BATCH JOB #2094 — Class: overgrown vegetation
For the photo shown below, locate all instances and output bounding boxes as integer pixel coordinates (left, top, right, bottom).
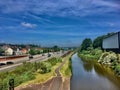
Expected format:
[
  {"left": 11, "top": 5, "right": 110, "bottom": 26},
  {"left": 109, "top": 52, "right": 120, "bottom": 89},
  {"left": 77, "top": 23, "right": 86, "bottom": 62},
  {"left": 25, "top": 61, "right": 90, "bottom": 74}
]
[
  {"left": 0, "top": 57, "right": 62, "bottom": 90},
  {"left": 78, "top": 37, "right": 102, "bottom": 61},
  {"left": 78, "top": 32, "right": 120, "bottom": 76},
  {"left": 98, "top": 51, "right": 120, "bottom": 76},
  {"left": 78, "top": 32, "right": 116, "bottom": 61},
  {"left": 60, "top": 54, "right": 72, "bottom": 77},
  {"left": 79, "top": 48, "right": 102, "bottom": 61}
]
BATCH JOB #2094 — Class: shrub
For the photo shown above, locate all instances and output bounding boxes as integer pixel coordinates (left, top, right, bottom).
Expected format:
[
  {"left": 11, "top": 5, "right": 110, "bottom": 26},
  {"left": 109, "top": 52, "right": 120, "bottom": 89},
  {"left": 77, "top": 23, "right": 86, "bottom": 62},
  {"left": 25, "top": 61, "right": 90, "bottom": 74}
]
[
  {"left": 115, "top": 64, "right": 120, "bottom": 76},
  {"left": 98, "top": 52, "right": 118, "bottom": 65},
  {"left": 48, "top": 57, "right": 57, "bottom": 66},
  {"left": 48, "top": 57, "right": 62, "bottom": 66},
  {"left": 79, "top": 47, "right": 102, "bottom": 61},
  {"left": 40, "top": 62, "right": 52, "bottom": 74}
]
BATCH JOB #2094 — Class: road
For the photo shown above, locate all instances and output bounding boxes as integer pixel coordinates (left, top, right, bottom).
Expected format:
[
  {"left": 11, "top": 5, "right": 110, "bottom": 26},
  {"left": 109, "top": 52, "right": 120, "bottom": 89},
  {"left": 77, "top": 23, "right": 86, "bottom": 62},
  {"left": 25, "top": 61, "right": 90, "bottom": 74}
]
[{"left": 0, "top": 51, "right": 67, "bottom": 72}]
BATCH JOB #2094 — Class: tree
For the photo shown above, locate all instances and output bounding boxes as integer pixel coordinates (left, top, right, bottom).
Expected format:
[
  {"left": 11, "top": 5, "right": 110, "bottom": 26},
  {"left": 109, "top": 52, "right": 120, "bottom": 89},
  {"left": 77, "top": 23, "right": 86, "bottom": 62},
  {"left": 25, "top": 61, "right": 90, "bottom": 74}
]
[
  {"left": 52, "top": 45, "right": 60, "bottom": 52},
  {"left": 0, "top": 48, "right": 4, "bottom": 55},
  {"left": 93, "top": 36, "right": 105, "bottom": 49},
  {"left": 80, "top": 38, "right": 92, "bottom": 51},
  {"left": 29, "top": 49, "right": 36, "bottom": 55}
]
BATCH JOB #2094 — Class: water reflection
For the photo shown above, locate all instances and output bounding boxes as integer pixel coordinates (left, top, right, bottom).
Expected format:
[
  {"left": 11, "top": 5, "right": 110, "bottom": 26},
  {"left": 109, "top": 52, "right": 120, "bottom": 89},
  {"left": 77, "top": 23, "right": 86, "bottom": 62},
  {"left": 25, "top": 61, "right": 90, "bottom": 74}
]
[
  {"left": 94, "top": 64, "right": 108, "bottom": 77},
  {"left": 71, "top": 53, "right": 120, "bottom": 90},
  {"left": 83, "top": 63, "right": 93, "bottom": 72}
]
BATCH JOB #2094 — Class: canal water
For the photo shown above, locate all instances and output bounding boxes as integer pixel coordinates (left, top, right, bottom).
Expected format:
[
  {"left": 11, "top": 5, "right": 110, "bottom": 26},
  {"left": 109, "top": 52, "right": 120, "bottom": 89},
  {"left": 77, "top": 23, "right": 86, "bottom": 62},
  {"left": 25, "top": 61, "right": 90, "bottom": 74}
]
[{"left": 70, "top": 53, "right": 120, "bottom": 90}]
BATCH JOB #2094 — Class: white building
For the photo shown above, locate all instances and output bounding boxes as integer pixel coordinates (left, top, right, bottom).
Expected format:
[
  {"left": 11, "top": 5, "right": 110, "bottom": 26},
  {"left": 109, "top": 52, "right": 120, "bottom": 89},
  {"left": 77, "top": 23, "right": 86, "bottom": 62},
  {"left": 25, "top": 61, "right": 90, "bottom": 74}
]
[
  {"left": 14, "top": 48, "right": 22, "bottom": 55},
  {"left": 5, "top": 48, "right": 13, "bottom": 55},
  {"left": 103, "top": 32, "right": 120, "bottom": 52}
]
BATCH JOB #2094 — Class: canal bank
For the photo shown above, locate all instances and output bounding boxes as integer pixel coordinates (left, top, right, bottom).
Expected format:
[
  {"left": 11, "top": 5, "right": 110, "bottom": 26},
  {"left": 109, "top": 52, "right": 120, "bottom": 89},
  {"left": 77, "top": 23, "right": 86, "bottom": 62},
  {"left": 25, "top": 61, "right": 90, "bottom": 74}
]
[
  {"left": 15, "top": 52, "right": 72, "bottom": 90},
  {"left": 70, "top": 53, "right": 120, "bottom": 90}
]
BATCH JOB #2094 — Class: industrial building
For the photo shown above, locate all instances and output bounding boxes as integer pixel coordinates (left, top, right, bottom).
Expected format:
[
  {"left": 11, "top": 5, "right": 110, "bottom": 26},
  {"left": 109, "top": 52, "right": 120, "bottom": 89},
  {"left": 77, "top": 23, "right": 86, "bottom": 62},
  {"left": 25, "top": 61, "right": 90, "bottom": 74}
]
[{"left": 103, "top": 32, "right": 120, "bottom": 52}]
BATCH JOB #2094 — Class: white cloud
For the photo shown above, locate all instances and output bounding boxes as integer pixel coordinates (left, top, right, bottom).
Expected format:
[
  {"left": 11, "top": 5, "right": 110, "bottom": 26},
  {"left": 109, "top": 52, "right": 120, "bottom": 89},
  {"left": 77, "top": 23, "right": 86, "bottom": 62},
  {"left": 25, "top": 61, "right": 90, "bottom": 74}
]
[
  {"left": 21, "top": 22, "right": 37, "bottom": 28},
  {"left": 92, "top": 0, "right": 120, "bottom": 9}
]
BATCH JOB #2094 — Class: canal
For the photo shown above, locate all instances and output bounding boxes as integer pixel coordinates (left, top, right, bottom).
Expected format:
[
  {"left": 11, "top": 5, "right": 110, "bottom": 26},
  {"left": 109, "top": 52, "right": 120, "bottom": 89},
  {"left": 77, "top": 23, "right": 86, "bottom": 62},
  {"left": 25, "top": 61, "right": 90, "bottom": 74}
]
[{"left": 70, "top": 53, "right": 120, "bottom": 90}]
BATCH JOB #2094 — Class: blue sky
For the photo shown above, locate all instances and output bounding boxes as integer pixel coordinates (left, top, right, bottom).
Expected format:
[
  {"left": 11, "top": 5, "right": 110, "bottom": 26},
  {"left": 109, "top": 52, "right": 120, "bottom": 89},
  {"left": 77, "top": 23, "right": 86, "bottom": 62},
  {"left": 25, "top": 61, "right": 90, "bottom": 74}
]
[{"left": 0, "top": 0, "right": 120, "bottom": 47}]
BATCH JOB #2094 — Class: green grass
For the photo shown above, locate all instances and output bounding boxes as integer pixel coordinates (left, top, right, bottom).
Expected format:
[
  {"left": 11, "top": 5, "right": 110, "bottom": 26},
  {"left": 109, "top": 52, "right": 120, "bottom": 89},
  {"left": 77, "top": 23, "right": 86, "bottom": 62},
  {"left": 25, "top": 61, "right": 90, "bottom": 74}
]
[
  {"left": 0, "top": 53, "right": 73, "bottom": 90},
  {"left": 78, "top": 54, "right": 98, "bottom": 62},
  {"left": 78, "top": 48, "right": 102, "bottom": 62},
  {"left": 17, "top": 62, "right": 62, "bottom": 88},
  {"left": 0, "top": 57, "right": 63, "bottom": 90},
  {"left": 60, "top": 53, "right": 72, "bottom": 77}
]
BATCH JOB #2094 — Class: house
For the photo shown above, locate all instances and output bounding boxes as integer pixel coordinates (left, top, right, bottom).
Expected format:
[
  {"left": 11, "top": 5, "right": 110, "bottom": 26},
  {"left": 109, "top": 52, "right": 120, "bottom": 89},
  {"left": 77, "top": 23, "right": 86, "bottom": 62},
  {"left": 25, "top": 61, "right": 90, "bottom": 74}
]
[
  {"left": 5, "top": 47, "right": 13, "bottom": 55},
  {"left": 102, "top": 31, "right": 120, "bottom": 52},
  {"left": 13, "top": 48, "right": 22, "bottom": 55},
  {"left": 21, "top": 48, "right": 28, "bottom": 54}
]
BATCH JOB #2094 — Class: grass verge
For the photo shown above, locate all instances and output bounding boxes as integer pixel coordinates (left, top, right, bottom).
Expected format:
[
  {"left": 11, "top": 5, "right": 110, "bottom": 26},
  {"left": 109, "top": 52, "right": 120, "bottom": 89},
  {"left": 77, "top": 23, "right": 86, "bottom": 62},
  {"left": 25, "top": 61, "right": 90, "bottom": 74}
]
[
  {"left": 17, "top": 62, "right": 62, "bottom": 88},
  {"left": 60, "top": 53, "right": 72, "bottom": 77},
  {"left": 78, "top": 54, "right": 98, "bottom": 63},
  {"left": 16, "top": 52, "right": 73, "bottom": 89}
]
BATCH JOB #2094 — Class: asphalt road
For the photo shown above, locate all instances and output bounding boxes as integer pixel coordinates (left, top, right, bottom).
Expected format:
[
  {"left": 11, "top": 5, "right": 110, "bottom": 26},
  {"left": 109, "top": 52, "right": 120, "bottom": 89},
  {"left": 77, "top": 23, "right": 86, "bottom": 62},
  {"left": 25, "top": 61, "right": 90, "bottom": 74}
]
[{"left": 0, "top": 51, "right": 67, "bottom": 72}]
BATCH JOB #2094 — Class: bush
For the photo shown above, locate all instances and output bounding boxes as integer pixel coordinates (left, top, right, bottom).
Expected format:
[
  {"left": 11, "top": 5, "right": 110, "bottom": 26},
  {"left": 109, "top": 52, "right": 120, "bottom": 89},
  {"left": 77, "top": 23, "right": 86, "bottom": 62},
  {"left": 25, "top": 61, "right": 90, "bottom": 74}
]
[
  {"left": 48, "top": 57, "right": 62, "bottom": 66},
  {"left": 29, "top": 49, "right": 37, "bottom": 55},
  {"left": 115, "top": 64, "right": 120, "bottom": 76},
  {"left": 98, "top": 52, "right": 118, "bottom": 65},
  {"left": 39, "top": 62, "right": 52, "bottom": 74},
  {"left": 48, "top": 57, "right": 57, "bottom": 66},
  {"left": 79, "top": 47, "right": 102, "bottom": 61}
]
